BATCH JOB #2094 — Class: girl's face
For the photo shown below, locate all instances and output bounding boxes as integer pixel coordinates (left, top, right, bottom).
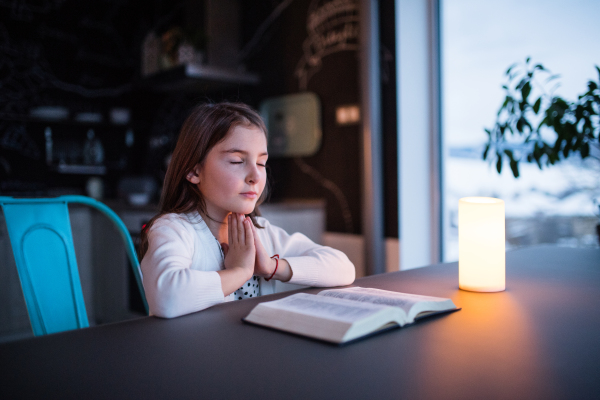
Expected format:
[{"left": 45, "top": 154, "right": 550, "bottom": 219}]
[{"left": 187, "top": 124, "right": 268, "bottom": 220}]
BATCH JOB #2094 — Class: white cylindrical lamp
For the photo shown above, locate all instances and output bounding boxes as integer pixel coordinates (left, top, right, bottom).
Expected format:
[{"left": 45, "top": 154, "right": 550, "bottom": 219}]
[{"left": 459, "top": 197, "right": 505, "bottom": 292}]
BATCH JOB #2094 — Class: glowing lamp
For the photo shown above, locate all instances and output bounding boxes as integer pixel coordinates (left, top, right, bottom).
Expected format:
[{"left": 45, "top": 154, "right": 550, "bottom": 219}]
[{"left": 459, "top": 197, "right": 505, "bottom": 292}]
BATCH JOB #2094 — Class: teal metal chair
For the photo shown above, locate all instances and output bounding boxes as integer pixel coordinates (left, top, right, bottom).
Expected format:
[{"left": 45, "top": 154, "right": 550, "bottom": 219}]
[{"left": 0, "top": 195, "right": 148, "bottom": 336}]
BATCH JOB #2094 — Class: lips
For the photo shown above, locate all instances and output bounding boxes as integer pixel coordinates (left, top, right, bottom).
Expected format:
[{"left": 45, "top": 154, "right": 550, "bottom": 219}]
[{"left": 240, "top": 192, "right": 258, "bottom": 199}]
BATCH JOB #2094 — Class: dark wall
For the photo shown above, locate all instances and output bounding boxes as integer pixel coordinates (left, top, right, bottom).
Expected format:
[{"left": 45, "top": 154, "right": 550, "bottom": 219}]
[{"left": 241, "top": 0, "right": 363, "bottom": 234}]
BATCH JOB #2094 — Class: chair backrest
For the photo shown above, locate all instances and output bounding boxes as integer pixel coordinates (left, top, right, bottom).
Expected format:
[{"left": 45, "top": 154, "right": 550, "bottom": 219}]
[{"left": 0, "top": 195, "right": 148, "bottom": 336}]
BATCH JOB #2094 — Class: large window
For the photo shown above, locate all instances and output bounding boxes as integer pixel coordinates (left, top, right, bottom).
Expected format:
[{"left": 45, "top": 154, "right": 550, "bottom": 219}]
[{"left": 441, "top": 0, "right": 600, "bottom": 261}]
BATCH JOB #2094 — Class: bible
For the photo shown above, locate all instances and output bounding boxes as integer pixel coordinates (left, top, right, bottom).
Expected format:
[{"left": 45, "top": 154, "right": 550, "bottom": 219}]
[{"left": 243, "top": 287, "right": 459, "bottom": 344}]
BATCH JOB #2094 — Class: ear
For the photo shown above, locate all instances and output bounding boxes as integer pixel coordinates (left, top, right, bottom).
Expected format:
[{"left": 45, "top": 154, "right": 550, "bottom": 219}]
[{"left": 186, "top": 164, "right": 202, "bottom": 184}]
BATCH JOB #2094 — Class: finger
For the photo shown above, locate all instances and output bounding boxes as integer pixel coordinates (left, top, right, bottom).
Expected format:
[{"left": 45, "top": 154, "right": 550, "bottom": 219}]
[
  {"left": 250, "top": 222, "right": 261, "bottom": 248},
  {"left": 227, "top": 213, "right": 232, "bottom": 245},
  {"left": 237, "top": 213, "right": 245, "bottom": 245},
  {"left": 231, "top": 213, "right": 238, "bottom": 245},
  {"left": 244, "top": 217, "right": 254, "bottom": 248}
]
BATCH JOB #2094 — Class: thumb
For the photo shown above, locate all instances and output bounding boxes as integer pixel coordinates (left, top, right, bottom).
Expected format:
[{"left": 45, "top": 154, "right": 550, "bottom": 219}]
[{"left": 220, "top": 242, "right": 229, "bottom": 257}]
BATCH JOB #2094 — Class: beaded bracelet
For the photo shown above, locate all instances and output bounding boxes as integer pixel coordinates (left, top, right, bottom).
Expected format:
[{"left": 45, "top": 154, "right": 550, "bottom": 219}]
[{"left": 265, "top": 254, "right": 279, "bottom": 281}]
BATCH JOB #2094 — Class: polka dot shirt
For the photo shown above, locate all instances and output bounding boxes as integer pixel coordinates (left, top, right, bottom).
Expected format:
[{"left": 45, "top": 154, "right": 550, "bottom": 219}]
[{"left": 233, "top": 275, "right": 260, "bottom": 300}]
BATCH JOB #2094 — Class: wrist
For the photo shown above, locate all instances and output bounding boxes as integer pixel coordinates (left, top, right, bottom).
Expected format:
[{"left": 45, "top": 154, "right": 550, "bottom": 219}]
[
  {"left": 224, "top": 261, "right": 253, "bottom": 281},
  {"left": 275, "top": 258, "right": 292, "bottom": 282},
  {"left": 240, "top": 265, "right": 254, "bottom": 281},
  {"left": 264, "top": 255, "right": 279, "bottom": 281},
  {"left": 217, "top": 266, "right": 254, "bottom": 297},
  {"left": 264, "top": 257, "right": 292, "bottom": 282}
]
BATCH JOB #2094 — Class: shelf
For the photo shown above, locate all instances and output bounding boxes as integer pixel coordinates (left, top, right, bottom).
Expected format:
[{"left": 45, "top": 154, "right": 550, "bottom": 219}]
[
  {"left": 140, "top": 63, "right": 260, "bottom": 92},
  {"left": 54, "top": 164, "right": 107, "bottom": 175},
  {"left": 0, "top": 114, "right": 142, "bottom": 130}
]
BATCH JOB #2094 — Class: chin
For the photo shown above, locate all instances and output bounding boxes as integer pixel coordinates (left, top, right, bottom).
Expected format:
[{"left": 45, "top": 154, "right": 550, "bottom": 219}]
[{"left": 233, "top": 204, "right": 256, "bottom": 215}]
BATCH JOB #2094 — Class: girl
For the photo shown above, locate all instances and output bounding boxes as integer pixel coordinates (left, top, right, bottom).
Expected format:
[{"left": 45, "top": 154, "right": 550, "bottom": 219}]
[{"left": 140, "top": 102, "right": 355, "bottom": 318}]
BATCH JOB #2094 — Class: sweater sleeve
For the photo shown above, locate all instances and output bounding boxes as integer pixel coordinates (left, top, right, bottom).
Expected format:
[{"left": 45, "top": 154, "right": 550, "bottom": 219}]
[
  {"left": 260, "top": 218, "right": 355, "bottom": 287},
  {"left": 141, "top": 216, "right": 225, "bottom": 318}
]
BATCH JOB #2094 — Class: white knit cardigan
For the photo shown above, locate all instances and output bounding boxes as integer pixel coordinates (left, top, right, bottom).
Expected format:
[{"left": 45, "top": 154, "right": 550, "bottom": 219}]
[{"left": 141, "top": 211, "right": 355, "bottom": 318}]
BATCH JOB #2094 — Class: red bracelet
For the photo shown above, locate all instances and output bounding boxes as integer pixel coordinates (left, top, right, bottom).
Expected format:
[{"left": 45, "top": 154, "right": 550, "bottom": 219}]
[{"left": 265, "top": 254, "right": 279, "bottom": 281}]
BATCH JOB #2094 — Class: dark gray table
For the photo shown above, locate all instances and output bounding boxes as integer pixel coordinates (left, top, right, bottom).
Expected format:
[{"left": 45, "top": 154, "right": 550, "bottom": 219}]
[{"left": 1, "top": 246, "right": 599, "bottom": 399}]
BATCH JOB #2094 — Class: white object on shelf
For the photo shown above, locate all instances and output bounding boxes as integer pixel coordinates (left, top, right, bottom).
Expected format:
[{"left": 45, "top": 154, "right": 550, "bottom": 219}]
[
  {"left": 75, "top": 112, "right": 103, "bottom": 123},
  {"left": 184, "top": 63, "right": 259, "bottom": 84},
  {"left": 29, "top": 106, "right": 69, "bottom": 121},
  {"left": 56, "top": 164, "right": 106, "bottom": 175}
]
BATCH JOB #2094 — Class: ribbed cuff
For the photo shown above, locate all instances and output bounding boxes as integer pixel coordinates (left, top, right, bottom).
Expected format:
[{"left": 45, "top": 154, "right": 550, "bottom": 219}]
[
  {"left": 198, "top": 271, "right": 226, "bottom": 307},
  {"left": 286, "top": 256, "right": 321, "bottom": 286}
]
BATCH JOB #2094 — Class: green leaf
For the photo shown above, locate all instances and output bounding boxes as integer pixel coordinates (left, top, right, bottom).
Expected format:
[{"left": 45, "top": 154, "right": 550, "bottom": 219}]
[
  {"left": 581, "top": 142, "right": 590, "bottom": 158},
  {"left": 498, "top": 97, "right": 510, "bottom": 115},
  {"left": 533, "top": 97, "right": 542, "bottom": 114},
  {"left": 533, "top": 144, "right": 543, "bottom": 168},
  {"left": 516, "top": 118, "right": 524, "bottom": 132},
  {"left": 553, "top": 138, "right": 563, "bottom": 152},
  {"left": 506, "top": 63, "right": 518, "bottom": 75},
  {"left": 521, "top": 81, "right": 531, "bottom": 102},
  {"left": 525, "top": 56, "right": 531, "bottom": 64},
  {"left": 509, "top": 159, "right": 520, "bottom": 178},
  {"left": 496, "top": 153, "right": 503, "bottom": 173}
]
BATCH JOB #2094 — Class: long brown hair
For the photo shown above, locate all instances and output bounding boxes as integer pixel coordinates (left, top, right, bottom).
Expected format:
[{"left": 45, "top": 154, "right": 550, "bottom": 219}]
[{"left": 139, "top": 102, "right": 269, "bottom": 259}]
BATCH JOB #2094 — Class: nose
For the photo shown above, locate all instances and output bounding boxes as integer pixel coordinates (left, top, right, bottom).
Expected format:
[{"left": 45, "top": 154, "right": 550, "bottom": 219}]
[{"left": 246, "top": 163, "right": 261, "bottom": 184}]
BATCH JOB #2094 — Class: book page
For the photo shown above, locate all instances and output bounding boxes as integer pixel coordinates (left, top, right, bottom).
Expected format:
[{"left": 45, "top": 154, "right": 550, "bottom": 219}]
[
  {"left": 318, "top": 287, "right": 450, "bottom": 315},
  {"left": 259, "top": 293, "right": 391, "bottom": 323}
]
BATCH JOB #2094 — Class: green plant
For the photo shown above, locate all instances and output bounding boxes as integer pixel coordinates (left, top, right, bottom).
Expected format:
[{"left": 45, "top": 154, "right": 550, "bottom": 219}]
[{"left": 483, "top": 58, "right": 600, "bottom": 177}]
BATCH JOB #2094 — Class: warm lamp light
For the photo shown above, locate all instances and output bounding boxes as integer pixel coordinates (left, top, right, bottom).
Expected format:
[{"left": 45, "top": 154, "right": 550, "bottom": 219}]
[{"left": 459, "top": 197, "right": 505, "bottom": 292}]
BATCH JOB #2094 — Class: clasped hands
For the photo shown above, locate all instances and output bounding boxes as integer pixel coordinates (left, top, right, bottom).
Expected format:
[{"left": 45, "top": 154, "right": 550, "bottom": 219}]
[{"left": 220, "top": 213, "right": 278, "bottom": 281}]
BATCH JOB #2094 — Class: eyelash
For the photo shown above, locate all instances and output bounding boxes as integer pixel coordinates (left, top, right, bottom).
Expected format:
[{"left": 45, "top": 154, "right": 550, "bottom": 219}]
[{"left": 230, "top": 161, "right": 267, "bottom": 167}]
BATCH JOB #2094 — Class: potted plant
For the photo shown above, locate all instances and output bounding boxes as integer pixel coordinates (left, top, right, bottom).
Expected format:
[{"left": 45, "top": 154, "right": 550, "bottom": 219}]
[{"left": 483, "top": 58, "right": 600, "bottom": 244}]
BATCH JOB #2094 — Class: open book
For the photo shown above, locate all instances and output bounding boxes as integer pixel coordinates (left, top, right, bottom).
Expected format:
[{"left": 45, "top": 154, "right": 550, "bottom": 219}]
[{"left": 243, "top": 287, "right": 459, "bottom": 344}]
